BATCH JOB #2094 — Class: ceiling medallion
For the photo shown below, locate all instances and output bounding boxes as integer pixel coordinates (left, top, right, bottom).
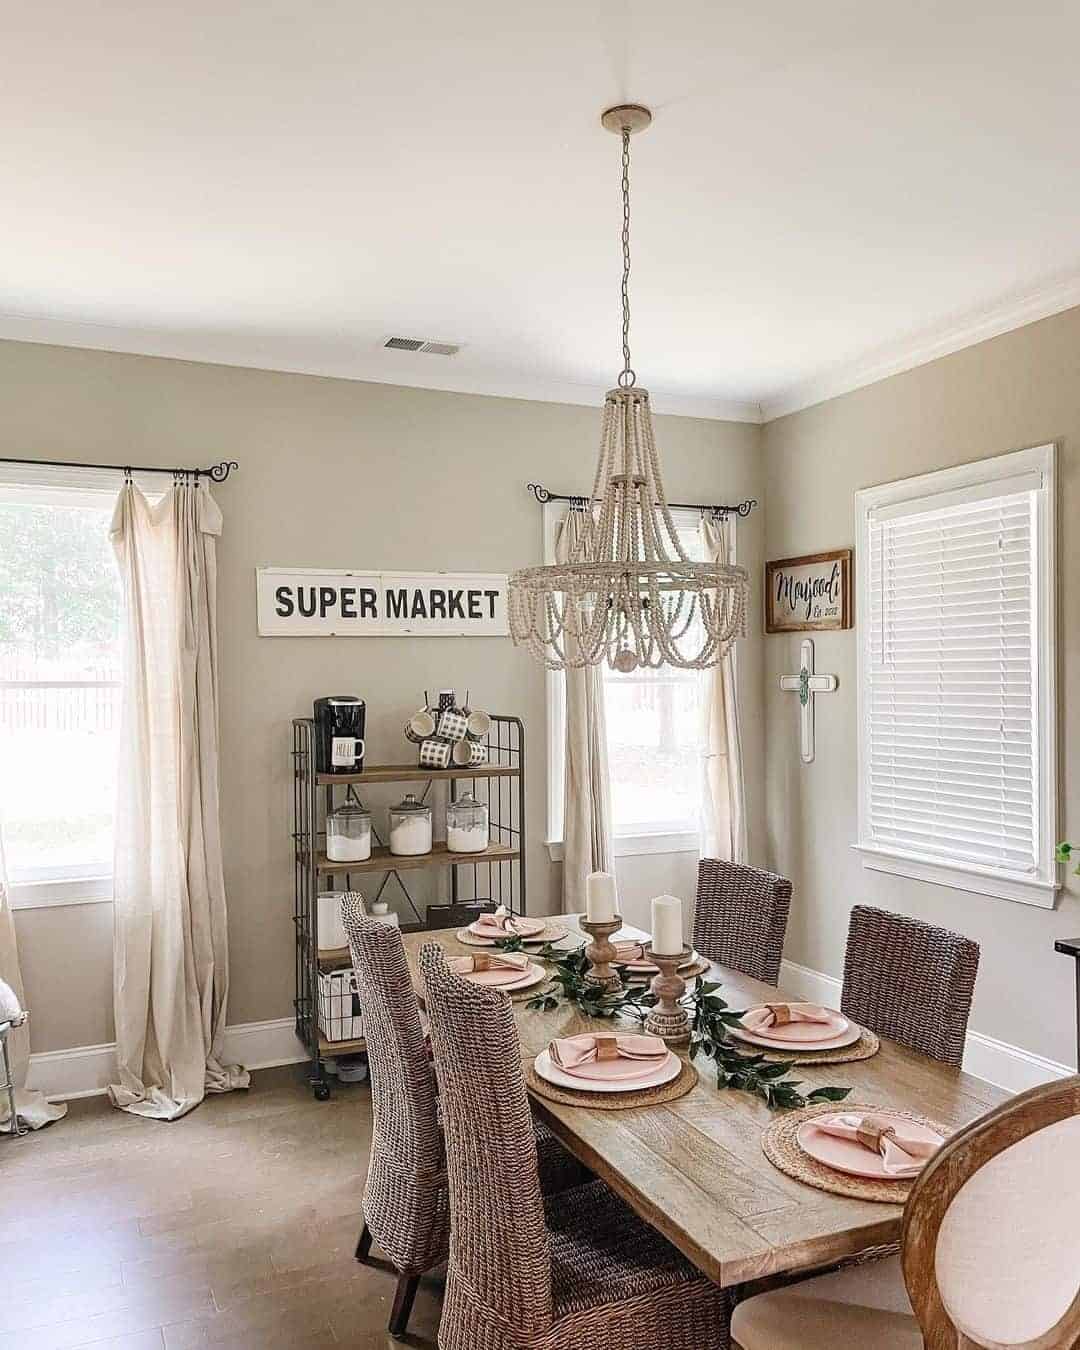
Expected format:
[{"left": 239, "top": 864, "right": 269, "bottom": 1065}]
[{"left": 508, "top": 104, "right": 750, "bottom": 671}]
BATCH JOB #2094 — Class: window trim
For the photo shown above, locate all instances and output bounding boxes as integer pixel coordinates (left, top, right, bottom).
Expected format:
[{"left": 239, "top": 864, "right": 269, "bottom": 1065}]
[
  {"left": 853, "top": 443, "right": 1059, "bottom": 909},
  {"left": 9, "top": 875, "right": 113, "bottom": 910},
  {"left": 0, "top": 463, "right": 127, "bottom": 910},
  {"left": 543, "top": 502, "right": 713, "bottom": 852}
]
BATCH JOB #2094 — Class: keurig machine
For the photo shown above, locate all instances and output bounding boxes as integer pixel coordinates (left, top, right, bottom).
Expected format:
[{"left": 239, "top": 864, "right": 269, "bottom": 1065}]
[{"left": 313, "top": 696, "right": 366, "bottom": 774}]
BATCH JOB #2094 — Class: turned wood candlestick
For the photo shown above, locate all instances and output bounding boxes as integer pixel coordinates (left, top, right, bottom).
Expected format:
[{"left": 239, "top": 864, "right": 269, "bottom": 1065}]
[
  {"left": 643, "top": 942, "right": 692, "bottom": 1046},
  {"left": 580, "top": 915, "right": 624, "bottom": 994}
]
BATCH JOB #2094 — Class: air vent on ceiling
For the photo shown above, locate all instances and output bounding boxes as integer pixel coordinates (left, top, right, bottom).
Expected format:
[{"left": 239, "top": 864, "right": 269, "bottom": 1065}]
[{"left": 383, "top": 336, "right": 462, "bottom": 356}]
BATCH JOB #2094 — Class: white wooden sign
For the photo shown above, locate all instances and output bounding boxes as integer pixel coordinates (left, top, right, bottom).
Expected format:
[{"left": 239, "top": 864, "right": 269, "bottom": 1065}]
[{"left": 256, "top": 568, "right": 510, "bottom": 637}]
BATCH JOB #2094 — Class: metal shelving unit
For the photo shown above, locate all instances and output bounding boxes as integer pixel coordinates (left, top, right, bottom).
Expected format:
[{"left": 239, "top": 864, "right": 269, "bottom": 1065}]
[{"left": 291, "top": 714, "right": 526, "bottom": 1099}]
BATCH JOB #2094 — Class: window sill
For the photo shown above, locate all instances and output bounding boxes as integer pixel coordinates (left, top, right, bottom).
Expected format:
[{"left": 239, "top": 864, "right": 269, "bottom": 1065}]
[
  {"left": 9, "top": 877, "right": 114, "bottom": 911},
  {"left": 547, "top": 831, "right": 699, "bottom": 863},
  {"left": 853, "top": 844, "right": 1060, "bottom": 910}
]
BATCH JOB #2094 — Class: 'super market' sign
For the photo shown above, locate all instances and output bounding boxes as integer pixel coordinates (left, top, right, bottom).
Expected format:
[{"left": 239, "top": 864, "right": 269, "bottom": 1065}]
[{"left": 255, "top": 568, "right": 510, "bottom": 637}]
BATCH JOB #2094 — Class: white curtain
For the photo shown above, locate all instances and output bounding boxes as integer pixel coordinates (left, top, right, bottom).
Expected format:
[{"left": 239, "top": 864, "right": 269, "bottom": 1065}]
[
  {"left": 108, "top": 481, "right": 248, "bottom": 1120},
  {"left": 556, "top": 509, "right": 614, "bottom": 912},
  {"left": 700, "top": 513, "right": 747, "bottom": 862},
  {"left": 0, "top": 816, "right": 66, "bottom": 1132}
]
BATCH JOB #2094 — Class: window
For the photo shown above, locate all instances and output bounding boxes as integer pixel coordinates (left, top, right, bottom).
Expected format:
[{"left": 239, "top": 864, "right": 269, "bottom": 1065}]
[
  {"left": 546, "top": 507, "right": 712, "bottom": 856},
  {"left": 855, "top": 444, "right": 1057, "bottom": 908},
  {"left": 0, "top": 468, "right": 126, "bottom": 908}
]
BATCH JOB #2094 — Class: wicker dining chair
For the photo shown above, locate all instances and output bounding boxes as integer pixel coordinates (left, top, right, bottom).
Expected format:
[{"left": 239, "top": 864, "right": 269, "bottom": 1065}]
[
  {"left": 733, "top": 1075, "right": 1080, "bottom": 1350},
  {"left": 841, "top": 905, "right": 980, "bottom": 1068},
  {"left": 692, "top": 858, "right": 792, "bottom": 985},
  {"left": 418, "top": 941, "right": 734, "bottom": 1350},
  {"left": 340, "top": 895, "right": 589, "bottom": 1338}
]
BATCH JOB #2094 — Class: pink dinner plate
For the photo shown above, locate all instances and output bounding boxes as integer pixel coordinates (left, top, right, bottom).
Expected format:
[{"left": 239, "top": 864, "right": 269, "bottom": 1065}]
[
  {"left": 796, "top": 1112, "right": 945, "bottom": 1180},
  {"left": 533, "top": 1047, "right": 682, "bottom": 1093},
  {"left": 449, "top": 955, "right": 534, "bottom": 988},
  {"left": 469, "top": 914, "right": 547, "bottom": 939},
  {"left": 618, "top": 947, "right": 701, "bottom": 973},
  {"left": 730, "top": 1007, "right": 855, "bottom": 1049}
]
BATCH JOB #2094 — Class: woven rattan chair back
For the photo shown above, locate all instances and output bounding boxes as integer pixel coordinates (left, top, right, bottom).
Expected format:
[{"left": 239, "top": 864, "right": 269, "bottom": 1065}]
[
  {"left": 693, "top": 858, "right": 792, "bottom": 985},
  {"left": 841, "top": 904, "right": 980, "bottom": 1068},
  {"left": 419, "top": 942, "right": 554, "bottom": 1347},
  {"left": 340, "top": 895, "right": 447, "bottom": 1277}
]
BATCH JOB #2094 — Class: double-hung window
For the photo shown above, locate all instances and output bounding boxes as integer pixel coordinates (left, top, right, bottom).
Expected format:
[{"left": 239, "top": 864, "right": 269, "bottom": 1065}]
[
  {"left": 855, "top": 444, "right": 1057, "bottom": 908},
  {"left": 0, "top": 465, "right": 127, "bottom": 909},
  {"left": 546, "top": 505, "right": 712, "bottom": 856}
]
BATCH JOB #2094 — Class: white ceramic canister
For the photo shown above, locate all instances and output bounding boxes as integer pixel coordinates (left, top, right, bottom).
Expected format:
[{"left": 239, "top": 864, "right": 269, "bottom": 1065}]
[{"left": 316, "top": 891, "right": 349, "bottom": 952}]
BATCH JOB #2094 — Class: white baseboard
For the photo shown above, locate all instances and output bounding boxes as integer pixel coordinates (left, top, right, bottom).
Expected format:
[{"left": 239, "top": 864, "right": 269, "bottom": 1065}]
[
  {"left": 26, "top": 1017, "right": 307, "bottom": 1102},
  {"left": 780, "top": 959, "right": 1073, "bottom": 1095},
  {"left": 29, "top": 966, "right": 1077, "bottom": 1102}
]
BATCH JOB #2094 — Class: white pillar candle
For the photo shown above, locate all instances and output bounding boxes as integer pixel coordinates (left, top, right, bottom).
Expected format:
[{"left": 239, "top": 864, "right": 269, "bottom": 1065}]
[
  {"left": 585, "top": 871, "right": 617, "bottom": 923},
  {"left": 651, "top": 894, "right": 683, "bottom": 956}
]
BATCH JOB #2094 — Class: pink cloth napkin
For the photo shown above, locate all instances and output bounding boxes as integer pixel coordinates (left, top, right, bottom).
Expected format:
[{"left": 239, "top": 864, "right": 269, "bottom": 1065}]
[
  {"left": 613, "top": 941, "right": 647, "bottom": 963},
  {"left": 742, "top": 1002, "right": 835, "bottom": 1035},
  {"left": 472, "top": 912, "right": 522, "bottom": 937},
  {"left": 813, "top": 1114, "right": 941, "bottom": 1176},
  {"left": 464, "top": 951, "right": 529, "bottom": 974},
  {"left": 549, "top": 1032, "right": 666, "bottom": 1072}
]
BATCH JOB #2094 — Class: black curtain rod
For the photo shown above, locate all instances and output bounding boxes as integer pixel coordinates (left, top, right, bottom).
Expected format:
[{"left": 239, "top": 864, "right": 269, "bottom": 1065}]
[
  {"left": 0, "top": 456, "right": 239, "bottom": 483},
  {"left": 526, "top": 481, "right": 757, "bottom": 518}
]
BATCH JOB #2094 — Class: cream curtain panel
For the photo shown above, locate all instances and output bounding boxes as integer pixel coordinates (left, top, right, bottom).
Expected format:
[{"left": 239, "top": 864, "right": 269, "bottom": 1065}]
[
  {"left": 108, "top": 481, "right": 248, "bottom": 1120},
  {"left": 556, "top": 508, "right": 613, "bottom": 912},
  {"left": 699, "top": 513, "right": 747, "bottom": 863},
  {"left": 0, "top": 821, "right": 66, "bottom": 1132}
]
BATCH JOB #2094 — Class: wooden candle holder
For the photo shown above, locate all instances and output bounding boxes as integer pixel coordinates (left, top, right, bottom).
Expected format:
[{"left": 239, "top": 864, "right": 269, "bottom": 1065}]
[
  {"left": 580, "top": 915, "right": 624, "bottom": 994},
  {"left": 643, "top": 942, "right": 692, "bottom": 1046}
]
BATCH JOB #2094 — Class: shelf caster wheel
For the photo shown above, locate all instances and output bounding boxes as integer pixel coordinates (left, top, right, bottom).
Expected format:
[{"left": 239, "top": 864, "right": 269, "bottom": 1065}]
[{"left": 313, "top": 1081, "right": 331, "bottom": 1102}]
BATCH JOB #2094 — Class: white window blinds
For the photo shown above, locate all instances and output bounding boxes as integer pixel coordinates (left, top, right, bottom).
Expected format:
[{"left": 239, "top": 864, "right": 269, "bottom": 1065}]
[{"left": 866, "top": 484, "right": 1039, "bottom": 874}]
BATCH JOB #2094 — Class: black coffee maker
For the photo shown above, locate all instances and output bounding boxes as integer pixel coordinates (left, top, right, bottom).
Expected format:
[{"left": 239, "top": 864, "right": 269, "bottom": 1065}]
[{"left": 313, "top": 696, "right": 366, "bottom": 774}]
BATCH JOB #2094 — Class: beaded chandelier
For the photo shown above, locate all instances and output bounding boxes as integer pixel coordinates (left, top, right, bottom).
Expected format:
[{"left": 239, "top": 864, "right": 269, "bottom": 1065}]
[{"left": 508, "top": 105, "right": 750, "bottom": 672}]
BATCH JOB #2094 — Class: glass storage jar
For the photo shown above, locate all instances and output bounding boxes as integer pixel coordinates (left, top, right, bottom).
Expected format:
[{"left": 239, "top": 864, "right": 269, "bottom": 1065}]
[
  {"left": 389, "top": 793, "right": 433, "bottom": 857},
  {"left": 326, "top": 796, "right": 372, "bottom": 862},
  {"left": 446, "top": 790, "right": 489, "bottom": 853}
]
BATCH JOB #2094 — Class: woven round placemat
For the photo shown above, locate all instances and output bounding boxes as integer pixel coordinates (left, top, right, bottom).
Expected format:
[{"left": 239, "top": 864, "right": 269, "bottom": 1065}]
[
  {"left": 761, "top": 1101, "right": 951, "bottom": 1204},
  {"left": 455, "top": 923, "right": 569, "bottom": 948},
  {"left": 526, "top": 1057, "right": 698, "bottom": 1111},
  {"left": 734, "top": 1026, "right": 880, "bottom": 1066}
]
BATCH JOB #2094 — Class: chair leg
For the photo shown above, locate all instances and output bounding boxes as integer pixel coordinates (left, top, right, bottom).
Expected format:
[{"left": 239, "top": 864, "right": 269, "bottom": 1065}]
[
  {"left": 388, "top": 1273, "right": 420, "bottom": 1339},
  {"left": 355, "top": 1221, "right": 373, "bottom": 1263}
]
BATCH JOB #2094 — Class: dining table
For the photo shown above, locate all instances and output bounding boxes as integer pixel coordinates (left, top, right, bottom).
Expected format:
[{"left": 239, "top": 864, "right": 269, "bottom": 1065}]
[{"left": 400, "top": 915, "right": 1006, "bottom": 1291}]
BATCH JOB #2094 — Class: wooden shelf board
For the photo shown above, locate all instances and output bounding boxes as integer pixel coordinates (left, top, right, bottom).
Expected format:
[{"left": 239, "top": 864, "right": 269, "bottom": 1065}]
[
  {"left": 315, "top": 763, "right": 519, "bottom": 786},
  {"left": 318, "top": 1033, "right": 366, "bottom": 1055},
  {"left": 316, "top": 842, "right": 519, "bottom": 876}
]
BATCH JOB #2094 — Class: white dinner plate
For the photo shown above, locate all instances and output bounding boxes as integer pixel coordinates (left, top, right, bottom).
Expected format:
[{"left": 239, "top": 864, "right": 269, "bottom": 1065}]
[{"left": 533, "top": 1047, "right": 682, "bottom": 1094}]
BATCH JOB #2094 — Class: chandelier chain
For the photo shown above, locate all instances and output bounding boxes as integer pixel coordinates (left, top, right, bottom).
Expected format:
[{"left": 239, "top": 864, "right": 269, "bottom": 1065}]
[{"left": 618, "top": 126, "right": 635, "bottom": 388}]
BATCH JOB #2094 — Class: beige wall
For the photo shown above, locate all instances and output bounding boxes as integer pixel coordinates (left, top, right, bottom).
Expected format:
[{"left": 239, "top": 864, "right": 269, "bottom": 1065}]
[
  {"left": 1, "top": 339, "right": 766, "bottom": 1053},
  {"left": 762, "top": 305, "right": 1080, "bottom": 1069}
]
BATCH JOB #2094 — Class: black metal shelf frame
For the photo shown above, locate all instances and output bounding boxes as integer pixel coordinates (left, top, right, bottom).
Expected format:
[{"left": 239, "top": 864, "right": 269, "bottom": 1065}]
[{"left": 291, "top": 714, "right": 527, "bottom": 1099}]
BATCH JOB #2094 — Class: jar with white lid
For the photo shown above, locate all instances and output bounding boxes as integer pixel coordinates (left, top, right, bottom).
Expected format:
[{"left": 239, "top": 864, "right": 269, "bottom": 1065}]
[
  {"left": 446, "top": 790, "right": 489, "bottom": 853},
  {"left": 389, "top": 793, "right": 433, "bottom": 856},
  {"left": 326, "top": 796, "right": 372, "bottom": 862}
]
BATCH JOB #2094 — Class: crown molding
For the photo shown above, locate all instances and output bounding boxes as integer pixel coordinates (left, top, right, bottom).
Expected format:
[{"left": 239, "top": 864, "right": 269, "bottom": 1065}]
[
  {"left": 0, "top": 311, "right": 763, "bottom": 425},
  {"left": 761, "top": 267, "right": 1080, "bottom": 421}
]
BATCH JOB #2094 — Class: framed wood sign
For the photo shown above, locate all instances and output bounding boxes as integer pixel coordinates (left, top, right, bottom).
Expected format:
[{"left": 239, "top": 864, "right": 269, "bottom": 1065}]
[
  {"left": 256, "top": 568, "right": 510, "bottom": 637},
  {"left": 765, "top": 549, "right": 852, "bottom": 633}
]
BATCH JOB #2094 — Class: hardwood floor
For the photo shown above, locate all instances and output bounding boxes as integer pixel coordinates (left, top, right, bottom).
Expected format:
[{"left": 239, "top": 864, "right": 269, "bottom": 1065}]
[{"left": 0, "top": 1067, "right": 442, "bottom": 1349}]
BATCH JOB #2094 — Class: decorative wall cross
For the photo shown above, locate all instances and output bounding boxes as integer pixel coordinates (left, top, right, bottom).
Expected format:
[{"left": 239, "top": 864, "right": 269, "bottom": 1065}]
[{"left": 778, "top": 638, "right": 838, "bottom": 764}]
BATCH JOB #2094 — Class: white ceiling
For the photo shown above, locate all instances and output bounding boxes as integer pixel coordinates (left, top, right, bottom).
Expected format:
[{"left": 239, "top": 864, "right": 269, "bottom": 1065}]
[{"left": 4, "top": 1, "right": 1080, "bottom": 420}]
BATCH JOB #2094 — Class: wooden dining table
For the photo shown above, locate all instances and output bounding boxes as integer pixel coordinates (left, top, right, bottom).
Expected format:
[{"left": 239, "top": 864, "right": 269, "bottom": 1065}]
[{"left": 400, "top": 916, "right": 1005, "bottom": 1291}]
